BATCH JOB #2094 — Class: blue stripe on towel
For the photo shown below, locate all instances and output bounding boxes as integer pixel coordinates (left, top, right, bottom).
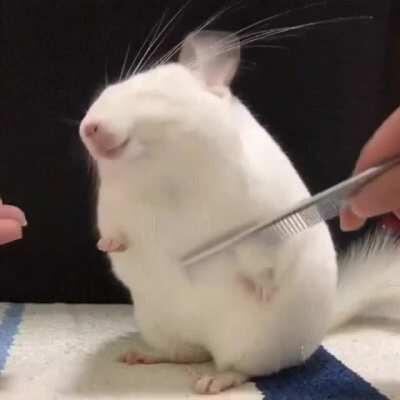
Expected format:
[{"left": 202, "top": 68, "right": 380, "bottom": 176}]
[
  {"left": 0, "top": 303, "right": 24, "bottom": 372},
  {"left": 253, "top": 346, "right": 388, "bottom": 400}
]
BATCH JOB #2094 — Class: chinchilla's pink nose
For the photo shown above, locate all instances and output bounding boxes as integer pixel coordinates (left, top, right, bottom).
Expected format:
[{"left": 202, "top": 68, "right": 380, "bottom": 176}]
[
  {"left": 79, "top": 118, "right": 125, "bottom": 159},
  {"left": 80, "top": 121, "right": 100, "bottom": 138}
]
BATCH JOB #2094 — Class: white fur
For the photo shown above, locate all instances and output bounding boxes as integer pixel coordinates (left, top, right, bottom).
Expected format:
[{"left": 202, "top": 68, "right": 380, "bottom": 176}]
[
  {"left": 79, "top": 31, "right": 399, "bottom": 393},
  {"left": 332, "top": 233, "right": 400, "bottom": 330}
]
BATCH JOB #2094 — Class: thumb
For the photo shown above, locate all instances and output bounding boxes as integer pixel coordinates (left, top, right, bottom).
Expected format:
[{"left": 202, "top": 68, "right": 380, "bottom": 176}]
[
  {"left": 339, "top": 206, "right": 366, "bottom": 232},
  {"left": 0, "top": 219, "right": 23, "bottom": 245}
]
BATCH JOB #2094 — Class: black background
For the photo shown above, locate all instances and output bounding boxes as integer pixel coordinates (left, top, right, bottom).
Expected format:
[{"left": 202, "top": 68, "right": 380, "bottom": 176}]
[{"left": 0, "top": 0, "right": 394, "bottom": 303}]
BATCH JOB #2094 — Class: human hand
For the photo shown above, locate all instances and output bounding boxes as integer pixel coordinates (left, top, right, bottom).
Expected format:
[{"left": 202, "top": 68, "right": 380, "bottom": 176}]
[
  {"left": 340, "top": 105, "right": 400, "bottom": 231},
  {"left": 0, "top": 199, "right": 27, "bottom": 245}
]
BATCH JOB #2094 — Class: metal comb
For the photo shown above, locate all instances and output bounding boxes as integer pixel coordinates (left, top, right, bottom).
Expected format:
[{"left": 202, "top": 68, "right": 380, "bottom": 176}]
[{"left": 180, "top": 155, "right": 400, "bottom": 267}]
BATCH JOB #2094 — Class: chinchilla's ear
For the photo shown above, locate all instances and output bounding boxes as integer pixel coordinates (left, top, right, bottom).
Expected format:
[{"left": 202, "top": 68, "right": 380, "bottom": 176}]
[{"left": 178, "top": 30, "right": 240, "bottom": 94}]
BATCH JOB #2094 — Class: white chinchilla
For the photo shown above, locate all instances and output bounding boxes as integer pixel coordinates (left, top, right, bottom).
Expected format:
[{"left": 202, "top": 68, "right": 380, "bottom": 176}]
[{"left": 79, "top": 30, "right": 400, "bottom": 394}]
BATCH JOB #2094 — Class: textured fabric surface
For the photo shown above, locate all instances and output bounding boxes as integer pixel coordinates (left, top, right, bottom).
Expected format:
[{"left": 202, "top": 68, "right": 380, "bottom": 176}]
[
  {"left": 0, "top": 0, "right": 392, "bottom": 302},
  {"left": 0, "top": 303, "right": 397, "bottom": 399}
]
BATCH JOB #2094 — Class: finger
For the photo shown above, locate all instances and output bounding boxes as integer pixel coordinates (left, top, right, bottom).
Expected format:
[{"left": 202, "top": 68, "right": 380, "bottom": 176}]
[
  {"left": 350, "top": 165, "right": 400, "bottom": 218},
  {"left": 354, "top": 105, "right": 400, "bottom": 174},
  {"left": 0, "top": 219, "right": 23, "bottom": 245},
  {"left": 0, "top": 205, "right": 27, "bottom": 226},
  {"left": 339, "top": 207, "right": 366, "bottom": 232}
]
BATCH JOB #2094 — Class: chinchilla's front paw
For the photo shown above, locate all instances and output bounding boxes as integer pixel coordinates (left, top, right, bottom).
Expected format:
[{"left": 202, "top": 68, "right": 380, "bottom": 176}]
[{"left": 237, "top": 268, "right": 279, "bottom": 303}]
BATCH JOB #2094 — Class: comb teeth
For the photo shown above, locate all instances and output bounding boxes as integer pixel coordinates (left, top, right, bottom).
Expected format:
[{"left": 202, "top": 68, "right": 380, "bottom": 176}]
[
  {"left": 291, "top": 213, "right": 306, "bottom": 232},
  {"left": 269, "top": 211, "right": 308, "bottom": 241},
  {"left": 301, "top": 205, "right": 322, "bottom": 226},
  {"left": 181, "top": 155, "right": 400, "bottom": 268},
  {"left": 270, "top": 196, "right": 342, "bottom": 242},
  {"left": 317, "top": 198, "right": 340, "bottom": 221}
]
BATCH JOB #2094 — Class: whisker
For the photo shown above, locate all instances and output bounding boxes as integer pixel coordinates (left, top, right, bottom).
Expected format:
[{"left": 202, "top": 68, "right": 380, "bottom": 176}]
[
  {"left": 155, "top": 20, "right": 293, "bottom": 68},
  {"left": 125, "top": 12, "right": 166, "bottom": 78},
  {"left": 104, "top": 58, "right": 109, "bottom": 86},
  {"left": 59, "top": 117, "right": 81, "bottom": 127},
  {"left": 183, "top": 15, "right": 372, "bottom": 71},
  {"left": 119, "top": 44, "right": 131, "bottom": 81},
  {"left": 239, "top": 64, "right": 256, "bottom": 72},
  {"left": 219, "top": 29, "right": 298, "bottom": 53},
  {"left": 134, "top": 0, "right": 192, "bottom": 74},
  {"left": 153, "top": 42, "right": 182, "bottom": 67},
  {"left": 132, "top": 11, "right": 167, "bottom": 75},
  {"left": 152, "top": 3, "right": 234, "bottom": 68},
  {"left": 246, "top": 44, "right": 290, "bottom": 52},
  {"left": 151, "top": 0, "right": 316, "bottom": 69},
  {"left": 139, "top": 0, "right": 196, "bottom": 72},
  {"left": 208, "top": 1, "right": 331, "bottom": 51},
  {"left": 153, "top": 2, "right": 340, "bottom": 70},
  {"left": 239, "top": 16, "right": 373, "bottom": 47}
]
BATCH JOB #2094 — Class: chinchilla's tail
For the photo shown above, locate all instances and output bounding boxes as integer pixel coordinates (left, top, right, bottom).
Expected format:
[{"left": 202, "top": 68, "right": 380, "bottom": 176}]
[{"left": 331, "top": 231, "right": 400, "bottom": 330}]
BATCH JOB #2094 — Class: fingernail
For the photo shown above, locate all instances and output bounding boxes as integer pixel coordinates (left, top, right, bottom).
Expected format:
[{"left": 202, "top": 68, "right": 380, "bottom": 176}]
[
  {"left": 19, "top": 210, "right": 28, "bottom": 227},
  {"left": 349, "top": 201, "right": 366, "bottom": 219},
  {"left": 339, "top": 205, "right": 352, "bottom": 231},
  {"left": 339, "top": 204, "right": 366, "bottom": 232},
  {"left": 340, "top": 220, "right": 351, "bottom": 232}
]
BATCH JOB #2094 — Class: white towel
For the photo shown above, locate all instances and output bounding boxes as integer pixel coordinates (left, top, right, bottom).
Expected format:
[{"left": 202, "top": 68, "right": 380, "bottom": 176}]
[{"left": 0, "top": 303, "right": 398, "bottom": 399}]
